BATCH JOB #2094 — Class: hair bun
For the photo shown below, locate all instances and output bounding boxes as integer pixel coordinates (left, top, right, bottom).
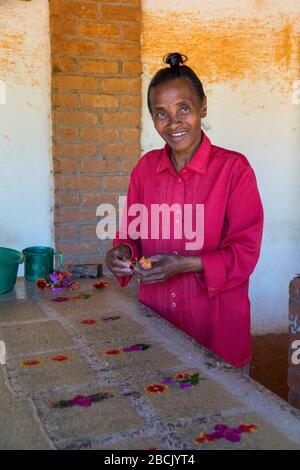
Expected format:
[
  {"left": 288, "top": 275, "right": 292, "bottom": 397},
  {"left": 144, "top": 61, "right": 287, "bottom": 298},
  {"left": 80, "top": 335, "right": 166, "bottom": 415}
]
[{"left": 163, "top": 52, "right": 188, "bottom": 68}]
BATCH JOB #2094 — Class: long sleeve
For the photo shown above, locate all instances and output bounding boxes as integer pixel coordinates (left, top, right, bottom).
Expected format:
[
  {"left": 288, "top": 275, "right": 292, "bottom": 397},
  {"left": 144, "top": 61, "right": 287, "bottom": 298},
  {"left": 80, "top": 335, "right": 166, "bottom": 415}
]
[
  {"left": 113, "top": 166, "right": 142, "bottom": 288},
  {"left": 200, "top": 165, "right": 264, "bottom": 298}
]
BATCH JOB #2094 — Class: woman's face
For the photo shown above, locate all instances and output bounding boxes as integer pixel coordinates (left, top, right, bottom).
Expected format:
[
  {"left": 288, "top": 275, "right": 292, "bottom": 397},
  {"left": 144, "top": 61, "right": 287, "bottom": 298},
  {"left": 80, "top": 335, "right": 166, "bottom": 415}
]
[{"left": 149, "top": 78, "right": 206, "bottom": 157}]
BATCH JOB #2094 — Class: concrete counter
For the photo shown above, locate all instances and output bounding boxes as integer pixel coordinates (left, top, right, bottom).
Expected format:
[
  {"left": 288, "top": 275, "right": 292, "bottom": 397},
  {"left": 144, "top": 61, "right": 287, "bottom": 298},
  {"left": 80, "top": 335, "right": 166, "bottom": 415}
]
[{"left": 0, "top": 276, "right": 299, "bottom": 450}]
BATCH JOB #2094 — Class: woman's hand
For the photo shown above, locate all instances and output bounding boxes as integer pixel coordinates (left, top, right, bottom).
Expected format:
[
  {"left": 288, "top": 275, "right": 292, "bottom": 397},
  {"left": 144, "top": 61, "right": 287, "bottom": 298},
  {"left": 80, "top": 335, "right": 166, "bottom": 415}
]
[
  {"left": 134, "top": 254, "right": 203, "bottom": 285},
  {"left": 105, "top": 244, "right": 133, "bottom": 277}
]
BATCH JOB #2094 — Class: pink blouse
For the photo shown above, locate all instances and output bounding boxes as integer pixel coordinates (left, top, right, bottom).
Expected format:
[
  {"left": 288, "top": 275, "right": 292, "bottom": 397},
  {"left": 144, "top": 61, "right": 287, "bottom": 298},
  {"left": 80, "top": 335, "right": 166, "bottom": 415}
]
[{"left": 113, "top": 132, "right": 264, "bottom": 367}]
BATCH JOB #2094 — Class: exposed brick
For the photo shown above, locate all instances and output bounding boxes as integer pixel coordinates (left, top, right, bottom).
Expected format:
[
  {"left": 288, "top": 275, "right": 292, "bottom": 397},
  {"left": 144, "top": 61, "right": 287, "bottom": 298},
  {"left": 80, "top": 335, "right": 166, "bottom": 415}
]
[
  {"left": 80, "top": 159, "right": 119, "bottom": 173},
  {"left": 55, "top": 208, "right": 97, "bottom": 223},
  {"left": 99, "top": 5, "right": 141, "bottom": 23},
  {"left": 51, "top": 37, "right": 98, "bottom": 57},
  {"left": 55, "top": 127, "right": 78, "bottom": 141},
  {"left": 101, "top": 77, "right": 140, "bottom": 93},
  {"left": 56, "top": 240, "right": 99, "bottom": 256},
  {"left": 54, "top": 143, "right": 97, "bottom": 158},
  {"left": 52, "top": 57, "right": 77, "bottom": 73},
  {"left": 80, "top": 59, "right": 118, "bottom": 74},
  {"left": 55, "top": 191, "right": 80, "bottom": 207},
  {"left": 80, "top": 127, "right": 118, "bottom": 142},
  {"left": 55, "top": 175, "right": 99, "bottom": 190},
  {"left": 122, "top": 60, "right": 142, "bottom": 74},
  {"left": 80, "top": 94, "right": 119, "bottom": 108},
  {"left": 53, "top": 159, "right": 78, "bottom": 174},
  {"left": 52, "top": 93, "right": 78, "bottom": 109},
  {"left": 82, "top": 192, "right": 120, "bottom": 206},
  {"left": 53, "top": 75, "right": 98, "bottom": 91},
  {"left": 103, "top": 110, "right": 140, "bottom": 127},
  {"left": 50, "top": 0, "right": 97, "bottom": 19},
  {"left": 103, "top": 175, "right": 130, "bottom": 190},
  {"left": 120, "top": 158, "right": 138, "bottom": 173},
  {"left": 55, "top": 111, "right": 98, "bottom": 126},
  {"left": 55, "top": 225, "right": 78, "bottom": 240},
  {"left": 121, "top": 24, "right": 140, "bottom": 42},
  {"left": 101, "top": 43, "right": 140, "bottom": 59},
  {"left": 102, "top": 143, "right": 140, "bottom": 159},
  {"left": 79, "top": 23, "right": 120, "bottom": 40},
  {"left": 120, "top": 94, "right": 141, "bottom": 109},
  {"left": 79, "top": 224, "right": 98, "bottom": 240},
  {"left": 120, "top": 128, "right": 140, "bottom": 142},
  {"left": 50, "top": 17, "right": 78, "bottom": 36}
]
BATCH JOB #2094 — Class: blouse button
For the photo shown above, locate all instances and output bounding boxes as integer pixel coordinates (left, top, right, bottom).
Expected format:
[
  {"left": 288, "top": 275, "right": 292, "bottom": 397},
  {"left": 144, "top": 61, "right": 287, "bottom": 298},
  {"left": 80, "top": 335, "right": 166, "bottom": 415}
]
[
  {"left": 172, "top": 302, "right": 176, "bottom": 308},
  {"left": 178, "top": 178, "right": 182, "bottom": 183},
  {"left": 171, "top": 292, "right": 176, "bottom": 298}
]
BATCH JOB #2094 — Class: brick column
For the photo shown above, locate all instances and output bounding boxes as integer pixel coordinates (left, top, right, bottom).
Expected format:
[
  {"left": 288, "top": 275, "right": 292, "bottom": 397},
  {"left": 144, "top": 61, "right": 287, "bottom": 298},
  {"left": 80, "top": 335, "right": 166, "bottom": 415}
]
[
  {"left": 288, "top": 277, "right": 300, "bottom": 410},
  {"left": 49, "top": 0, "right": 141, "bottom": 265}
]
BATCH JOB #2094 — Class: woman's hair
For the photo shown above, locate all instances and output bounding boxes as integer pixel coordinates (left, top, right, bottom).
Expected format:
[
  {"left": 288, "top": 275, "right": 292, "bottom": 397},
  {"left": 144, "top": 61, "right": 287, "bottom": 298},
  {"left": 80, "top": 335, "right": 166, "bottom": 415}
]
[{"left": 147, "top": 52, "right": 205, "bottom": 113}]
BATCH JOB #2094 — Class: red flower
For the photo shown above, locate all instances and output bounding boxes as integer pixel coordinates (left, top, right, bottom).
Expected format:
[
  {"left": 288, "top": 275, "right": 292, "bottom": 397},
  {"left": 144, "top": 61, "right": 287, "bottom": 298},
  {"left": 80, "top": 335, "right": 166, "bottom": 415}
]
[
  {"left": 36, "top": 279, "right": 48, "bottom": 290},
  {"left": 52, "top": 296, "right": 70, "bottom": 302},
  {"left": 93, "top": 280, "right": 108, "bottom": 289},
  {"left": 103, "top": 349, "right": 123, "bottom": 356},
  {"left": 52, "top": 355, "right": 70, "bottom": 362},
  {"left": 239, "top": 423, "right": 257, "bottom": 433},
  {"left": 193, "top": 432, "right": 214, "bottom": 445},
  {"left": 80, "top": 319, "right": 97, "bottom": 325},
  {"left": 144, "top": 383, "right": 169, "bottom": 395},
  {"left": 21, "top": 358, "right": 44, "bottom": 368}
]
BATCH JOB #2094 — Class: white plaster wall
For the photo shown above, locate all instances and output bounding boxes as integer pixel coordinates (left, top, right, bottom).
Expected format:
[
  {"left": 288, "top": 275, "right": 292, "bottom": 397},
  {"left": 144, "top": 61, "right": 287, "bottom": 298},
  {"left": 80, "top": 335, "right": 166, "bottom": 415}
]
[
  {"left": 0, "top": 0, "right": 54, "bottom": 276},
  {"left": 141, "top": 0, "right": 300, "bottom": 334}
]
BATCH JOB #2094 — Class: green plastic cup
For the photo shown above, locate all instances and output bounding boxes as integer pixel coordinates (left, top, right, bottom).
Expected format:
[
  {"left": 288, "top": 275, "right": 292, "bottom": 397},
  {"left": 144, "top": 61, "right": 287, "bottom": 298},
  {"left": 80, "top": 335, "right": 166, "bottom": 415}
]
[{"left": 22, "top": 246, "right": 63, "bottom": 282}]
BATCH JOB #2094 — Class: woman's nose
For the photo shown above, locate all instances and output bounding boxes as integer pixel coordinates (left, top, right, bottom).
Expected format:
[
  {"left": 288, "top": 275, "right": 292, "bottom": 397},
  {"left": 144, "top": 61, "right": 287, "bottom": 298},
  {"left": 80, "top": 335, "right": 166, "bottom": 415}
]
[{"left": 168, "top": 113, "right": 181, "bottom": 127}]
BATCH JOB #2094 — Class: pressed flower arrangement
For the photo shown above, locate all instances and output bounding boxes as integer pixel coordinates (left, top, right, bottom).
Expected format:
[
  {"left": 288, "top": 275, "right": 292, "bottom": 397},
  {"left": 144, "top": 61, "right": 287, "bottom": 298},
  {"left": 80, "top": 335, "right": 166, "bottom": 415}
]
[
  {"left": 103, "top": 343, "right": 151, "bottom": 356},
  {"left": 192, "top": 423, "right": 257, "bottom": 445},
  {"left": 144, "top": 371, "right": 205, "bottom": 395},
  {"left": 49, "top": 392, "right": 113, "bottom": 409}
]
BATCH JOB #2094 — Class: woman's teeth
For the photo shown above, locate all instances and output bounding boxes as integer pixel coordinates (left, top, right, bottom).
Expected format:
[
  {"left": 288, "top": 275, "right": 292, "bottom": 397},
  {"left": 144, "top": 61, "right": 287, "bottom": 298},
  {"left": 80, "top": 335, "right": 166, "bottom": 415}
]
[{"left": 170, "top": 132, "right": 187, "bottom": 137}]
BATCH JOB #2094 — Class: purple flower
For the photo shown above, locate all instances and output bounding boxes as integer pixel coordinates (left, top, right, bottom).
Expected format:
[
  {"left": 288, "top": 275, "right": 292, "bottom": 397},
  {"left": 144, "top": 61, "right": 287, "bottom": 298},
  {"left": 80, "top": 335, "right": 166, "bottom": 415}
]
[
  {"left": 161, "top": 378, "right": 175, "bottom": 385},
  {"left": 50, "top": 272, "right": 59, "bottom": 283},
  {"left": 51, "top": 286, "right": 63, "bottom": 292},
  {"left": 225, "top": 431, "right": 242, "bottom": 442},
  {"left": 179, "top": 382, "right": 193, "bottom": 389},
  {"left": 69, "top": 395, "right": 95, "bottom": 407},
  {"left": 123, "top": 344, "right": 143, "bottom": 352}
]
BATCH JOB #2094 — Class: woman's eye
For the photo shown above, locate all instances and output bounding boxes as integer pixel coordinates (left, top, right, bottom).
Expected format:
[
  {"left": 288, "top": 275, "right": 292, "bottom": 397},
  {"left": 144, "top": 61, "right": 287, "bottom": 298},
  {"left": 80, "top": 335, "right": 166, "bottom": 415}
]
[
  {"left": 156, "top": 111, "right": 167, "bottom": 119},
  {"left": 179, "top": 105, "right": 190, "bottom": 113}
]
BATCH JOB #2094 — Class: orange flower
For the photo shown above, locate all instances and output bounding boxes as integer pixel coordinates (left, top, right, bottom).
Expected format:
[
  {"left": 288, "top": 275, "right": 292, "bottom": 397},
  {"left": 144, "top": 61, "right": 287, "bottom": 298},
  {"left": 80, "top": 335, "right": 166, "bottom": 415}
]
[
  {"left": 21, "top": 358, "right": 44, "bottom": 368},
  {"left": 144, "top": 383, "right": 169, "bottom": 395},
  {"left": 52, "top": 355, "right": 71, "bottom": 362},
  {"left": 103, "top": 349, "right": 123, "bottom": 356},
  {"left": 138, "top": 256, "right": 152, "bottom": 270}
]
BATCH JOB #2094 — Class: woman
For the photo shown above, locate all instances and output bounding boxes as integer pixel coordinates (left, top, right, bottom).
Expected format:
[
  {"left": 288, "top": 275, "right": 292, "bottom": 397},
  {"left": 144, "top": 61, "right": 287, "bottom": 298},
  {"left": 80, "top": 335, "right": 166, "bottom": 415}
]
[{"left": 106, "top": 53, "right": 264, "bottom": 370}]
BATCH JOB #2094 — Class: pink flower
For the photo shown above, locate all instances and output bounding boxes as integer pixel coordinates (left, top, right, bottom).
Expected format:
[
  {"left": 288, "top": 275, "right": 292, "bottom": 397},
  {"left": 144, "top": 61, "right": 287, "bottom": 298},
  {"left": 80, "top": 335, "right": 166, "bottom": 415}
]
[{"left": 69, "top": 395, "right": 94, "bottom": 407}]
